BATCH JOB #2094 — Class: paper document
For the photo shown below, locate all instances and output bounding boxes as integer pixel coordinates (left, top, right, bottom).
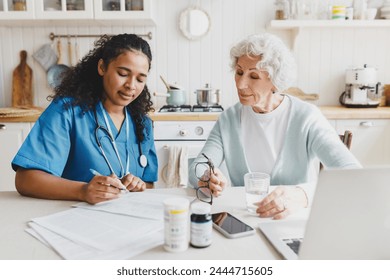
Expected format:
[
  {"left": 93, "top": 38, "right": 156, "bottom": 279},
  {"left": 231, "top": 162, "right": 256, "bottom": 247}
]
[
  {"left": 32, "top": 208, "right": 162, "bottom": 251},
  {"left": 27, "top": 191, "right": 191, "bottom": 259},
  {"left": 74, "top": 192, "right": 192, "bottom": 220},
  {"left": 27, "top": 222, "right": 163, "bottom": 260}
]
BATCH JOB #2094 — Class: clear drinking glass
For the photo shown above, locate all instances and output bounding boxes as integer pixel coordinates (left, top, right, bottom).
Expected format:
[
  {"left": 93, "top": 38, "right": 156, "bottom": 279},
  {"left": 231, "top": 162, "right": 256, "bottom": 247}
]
[{"left": 244, "top": 172, "right": 270, "bottom": 213}]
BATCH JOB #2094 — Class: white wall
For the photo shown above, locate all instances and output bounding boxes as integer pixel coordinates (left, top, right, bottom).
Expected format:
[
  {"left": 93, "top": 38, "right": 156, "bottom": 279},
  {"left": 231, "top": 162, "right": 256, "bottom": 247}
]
[{"left": 1, "top": 0, "right": 390, "bottom": 110}]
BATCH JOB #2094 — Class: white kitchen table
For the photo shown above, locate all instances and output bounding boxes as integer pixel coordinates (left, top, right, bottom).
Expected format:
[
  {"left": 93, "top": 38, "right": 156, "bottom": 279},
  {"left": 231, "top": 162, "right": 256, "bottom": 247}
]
[{"left": 0, "top": 187, "right": 307, "bottom": 260}]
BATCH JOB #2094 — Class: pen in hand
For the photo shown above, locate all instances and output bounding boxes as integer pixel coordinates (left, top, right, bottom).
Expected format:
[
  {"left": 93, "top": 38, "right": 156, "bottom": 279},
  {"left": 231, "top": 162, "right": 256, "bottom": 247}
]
[{"left": 89, "top": 169, "right": 128, "bottom": 192}]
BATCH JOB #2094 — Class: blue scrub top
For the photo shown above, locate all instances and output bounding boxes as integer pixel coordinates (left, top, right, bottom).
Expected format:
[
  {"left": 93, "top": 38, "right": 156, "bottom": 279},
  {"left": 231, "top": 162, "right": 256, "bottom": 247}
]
[{"left": 12, "top": 97, "right": 158, "bottom": 183}]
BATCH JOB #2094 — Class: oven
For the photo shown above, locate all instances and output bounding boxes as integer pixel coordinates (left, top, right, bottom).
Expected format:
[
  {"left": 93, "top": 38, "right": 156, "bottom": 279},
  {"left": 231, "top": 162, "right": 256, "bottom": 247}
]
[{"left": 153, "top": 120, "right": 216, "bottom": 188}]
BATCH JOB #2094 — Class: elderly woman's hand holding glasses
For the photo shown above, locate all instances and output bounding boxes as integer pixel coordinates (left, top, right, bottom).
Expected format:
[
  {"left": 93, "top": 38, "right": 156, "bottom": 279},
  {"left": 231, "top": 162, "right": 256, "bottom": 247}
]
[{"left": 195, "top": 153, "right": 228, "bottom": 198}]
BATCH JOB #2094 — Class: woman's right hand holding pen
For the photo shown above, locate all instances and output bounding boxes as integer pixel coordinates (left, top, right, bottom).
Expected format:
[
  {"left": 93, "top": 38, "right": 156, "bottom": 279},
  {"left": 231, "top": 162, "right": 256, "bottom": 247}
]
[{"left": 82, "top": 173, "right": 126, "bottom": 204}]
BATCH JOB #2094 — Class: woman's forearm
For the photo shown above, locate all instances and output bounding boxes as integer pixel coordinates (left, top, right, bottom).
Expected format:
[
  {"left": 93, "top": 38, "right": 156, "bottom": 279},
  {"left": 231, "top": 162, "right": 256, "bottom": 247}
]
[{"left": 15, "top": 168, "right": 86, "bottom": 201}]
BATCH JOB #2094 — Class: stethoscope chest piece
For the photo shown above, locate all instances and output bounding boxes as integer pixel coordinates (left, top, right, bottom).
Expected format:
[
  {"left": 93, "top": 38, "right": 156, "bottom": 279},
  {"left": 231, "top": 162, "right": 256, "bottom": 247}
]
[{"left": 139, "top": 154, "right": 148, "bottom": 168}]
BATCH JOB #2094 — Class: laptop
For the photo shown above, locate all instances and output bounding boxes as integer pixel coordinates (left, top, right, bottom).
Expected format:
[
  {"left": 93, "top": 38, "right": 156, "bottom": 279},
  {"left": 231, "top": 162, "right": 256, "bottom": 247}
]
[{"left": 259, "top": 167, "right": 390, "bottom": 260}]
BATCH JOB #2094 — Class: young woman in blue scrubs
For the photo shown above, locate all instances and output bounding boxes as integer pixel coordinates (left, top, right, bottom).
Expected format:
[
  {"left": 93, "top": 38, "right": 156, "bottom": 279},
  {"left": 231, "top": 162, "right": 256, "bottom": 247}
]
[{"left": 12, "top": 34, "right": 157, "bottom": 204}]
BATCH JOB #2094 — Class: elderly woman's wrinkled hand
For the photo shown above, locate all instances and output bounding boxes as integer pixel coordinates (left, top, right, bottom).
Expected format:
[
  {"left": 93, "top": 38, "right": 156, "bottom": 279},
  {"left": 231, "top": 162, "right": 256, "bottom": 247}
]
[
  {"left": 255, "top": 186, "right": 308, "bottom": 219},
  {"left": 197, "top": 167, "right": 228, "bottom": 197}
]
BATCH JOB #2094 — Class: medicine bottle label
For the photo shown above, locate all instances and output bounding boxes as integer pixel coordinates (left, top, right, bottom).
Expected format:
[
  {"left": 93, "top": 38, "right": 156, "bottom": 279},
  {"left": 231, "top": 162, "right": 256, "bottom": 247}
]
[
  {"left": 164, "top": 204, "right": 189, "bottom": 252},
  {"left": 191, "top": 218, "right": 212, "bottom": 248}
]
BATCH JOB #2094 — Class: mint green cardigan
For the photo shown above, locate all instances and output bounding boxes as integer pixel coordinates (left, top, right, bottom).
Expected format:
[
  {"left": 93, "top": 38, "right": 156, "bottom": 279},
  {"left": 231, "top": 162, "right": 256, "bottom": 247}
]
[{"left": 189, "top": 95, "right": 361, "bottom": 187}]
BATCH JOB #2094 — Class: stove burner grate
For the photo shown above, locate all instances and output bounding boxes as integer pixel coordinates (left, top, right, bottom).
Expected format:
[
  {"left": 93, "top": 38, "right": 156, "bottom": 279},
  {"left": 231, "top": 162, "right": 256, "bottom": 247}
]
[{"left": 158, "top": 105, "right": 224, "bottom": 113}]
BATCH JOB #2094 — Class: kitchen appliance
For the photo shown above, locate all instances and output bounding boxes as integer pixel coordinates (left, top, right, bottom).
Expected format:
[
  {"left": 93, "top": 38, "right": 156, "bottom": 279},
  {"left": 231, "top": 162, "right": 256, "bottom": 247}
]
[
  {"left": 194, "top": 84, "right": 221, "bottom": 106},
  {"left": 153, "top": 120, "right": 215, "bottom": 188},
  {"left": 339, "top": 64, "right": 381, "bottom": 108},
  {"left": 158, "top": 104, "right": 224, "bottom": 113},
  {"left": 154, "top": 102, "right": 225, "bottom": 188}
]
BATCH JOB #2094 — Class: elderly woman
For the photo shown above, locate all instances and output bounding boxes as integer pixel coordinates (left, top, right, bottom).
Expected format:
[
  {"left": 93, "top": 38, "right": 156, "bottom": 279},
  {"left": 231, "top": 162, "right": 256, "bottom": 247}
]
[{"left": 189, "top": 33, "right": 360, "bottom": 219}]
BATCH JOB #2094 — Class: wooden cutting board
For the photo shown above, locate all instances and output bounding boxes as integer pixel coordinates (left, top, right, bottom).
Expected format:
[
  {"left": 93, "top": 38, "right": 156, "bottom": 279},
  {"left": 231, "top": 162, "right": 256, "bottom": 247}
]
[{"left": 12, "top": 50, "right": 33, "bottom": 107}]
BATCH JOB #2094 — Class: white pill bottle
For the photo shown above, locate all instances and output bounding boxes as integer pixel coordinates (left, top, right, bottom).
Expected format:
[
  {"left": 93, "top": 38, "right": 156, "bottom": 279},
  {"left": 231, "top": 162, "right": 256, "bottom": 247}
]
[{"left": 163, "top": 197, "right": 189, "bottom": 252}]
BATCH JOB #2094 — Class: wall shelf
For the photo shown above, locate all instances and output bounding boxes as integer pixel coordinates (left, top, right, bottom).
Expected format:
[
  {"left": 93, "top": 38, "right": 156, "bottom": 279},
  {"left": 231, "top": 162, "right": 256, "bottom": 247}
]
[
  {"left": 267, "top": 20, "right": 390, "bottom": 51},
  {"left": 268, "top": 20, "right": 390, "bottom": 29}
]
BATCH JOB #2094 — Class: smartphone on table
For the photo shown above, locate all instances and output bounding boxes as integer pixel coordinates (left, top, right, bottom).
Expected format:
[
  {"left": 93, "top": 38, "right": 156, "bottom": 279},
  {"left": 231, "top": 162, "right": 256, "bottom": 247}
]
[{"left": 212, "top": 212, "right": 255, "bottom": 238}]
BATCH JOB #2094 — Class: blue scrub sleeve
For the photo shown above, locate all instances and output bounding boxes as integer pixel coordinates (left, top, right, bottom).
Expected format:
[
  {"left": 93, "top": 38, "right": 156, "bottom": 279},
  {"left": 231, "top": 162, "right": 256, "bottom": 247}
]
[
  {"left": 12, "top": 99, "right": 72, "bottom": 176},
  {"left": 141, "top": 117, "right": 158, "bottom": 182}
]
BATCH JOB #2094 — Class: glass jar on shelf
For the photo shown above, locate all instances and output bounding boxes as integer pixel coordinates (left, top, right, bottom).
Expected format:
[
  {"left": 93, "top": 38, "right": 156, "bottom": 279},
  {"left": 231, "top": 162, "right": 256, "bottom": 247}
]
[
  {"left": 105, "top": 0, "right": 120, "bottom": 11},
  {"left": 131, "top": 0, "right": 143, "bottom": 11},
  {"left": 13, "top": 0, "right": 26, "bottom": 11},
  {"left": 274, "top": 0, "right": 289, "bottom": 20}
]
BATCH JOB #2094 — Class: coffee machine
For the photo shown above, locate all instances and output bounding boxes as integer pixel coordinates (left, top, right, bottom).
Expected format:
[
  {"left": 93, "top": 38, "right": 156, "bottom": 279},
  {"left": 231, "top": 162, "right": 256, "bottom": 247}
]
[{"left": 339, "top": 64, "right": 381, "bottom": 108}]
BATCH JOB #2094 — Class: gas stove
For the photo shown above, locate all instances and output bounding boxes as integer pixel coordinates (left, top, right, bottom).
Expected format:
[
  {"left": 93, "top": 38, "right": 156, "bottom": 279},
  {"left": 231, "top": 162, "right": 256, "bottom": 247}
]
[{"left": 158, "top": 105, "right": 224, "bottom": 113}]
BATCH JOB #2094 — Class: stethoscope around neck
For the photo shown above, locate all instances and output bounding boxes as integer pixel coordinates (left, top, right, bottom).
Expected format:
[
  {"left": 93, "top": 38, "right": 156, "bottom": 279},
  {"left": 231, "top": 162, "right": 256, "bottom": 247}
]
[{"left": 93, "top": 103, "right": 147, "bottom": 178}]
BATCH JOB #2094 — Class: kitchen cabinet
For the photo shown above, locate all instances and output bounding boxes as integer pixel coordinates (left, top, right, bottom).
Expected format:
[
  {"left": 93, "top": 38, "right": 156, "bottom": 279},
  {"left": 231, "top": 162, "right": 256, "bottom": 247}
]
[
  {"left": 0, "top": 122, "right": 32, "bottom": 191},
  {"left": 94, "top": 0, "right": 153, "bottom": 23},
  {"left": 35, "top": 0, "right": 93, "bottom": 19},
  {"left": 0, "top": 0, "right": 34, "bottom": 19},
  {"left": 0, "top": 0, "right": 154, "bottom": 25},
  {"left": 334, "top": 119, "right": 390, "bottom": 166}
]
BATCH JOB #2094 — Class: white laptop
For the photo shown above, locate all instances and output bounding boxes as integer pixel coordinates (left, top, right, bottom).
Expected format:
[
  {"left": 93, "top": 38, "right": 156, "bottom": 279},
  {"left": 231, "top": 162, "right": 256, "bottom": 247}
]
[{"left": 259, "top": 167, "right": 390, "bottom": 260}]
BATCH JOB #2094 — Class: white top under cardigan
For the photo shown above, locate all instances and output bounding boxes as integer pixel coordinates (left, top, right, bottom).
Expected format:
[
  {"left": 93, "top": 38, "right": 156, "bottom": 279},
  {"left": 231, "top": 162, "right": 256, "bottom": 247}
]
[
  {"left": 242, "top": 96, "right": 290, "bottom": 175},
  {"left": 189, "top": 95, "right": 361, "bottom": 204}
]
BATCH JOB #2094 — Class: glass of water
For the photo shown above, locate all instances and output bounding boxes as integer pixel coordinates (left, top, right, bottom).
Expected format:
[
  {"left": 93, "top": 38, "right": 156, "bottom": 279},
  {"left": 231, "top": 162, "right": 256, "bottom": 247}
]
[{"left": 244, "top": 172, "right": 270, "bottom": 213}]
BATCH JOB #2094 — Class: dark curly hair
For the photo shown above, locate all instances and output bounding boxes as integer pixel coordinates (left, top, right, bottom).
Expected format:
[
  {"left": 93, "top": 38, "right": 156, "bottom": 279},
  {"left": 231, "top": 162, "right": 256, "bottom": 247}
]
[{"left": 49, "top": 33, "right": 154, "bottom": 142}]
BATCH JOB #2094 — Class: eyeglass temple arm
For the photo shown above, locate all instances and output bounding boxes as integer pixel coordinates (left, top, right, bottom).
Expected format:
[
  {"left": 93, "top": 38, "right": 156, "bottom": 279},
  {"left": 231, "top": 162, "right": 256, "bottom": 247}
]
[{"left": 201, "top": 153, "right": 215, "bottom": 174}]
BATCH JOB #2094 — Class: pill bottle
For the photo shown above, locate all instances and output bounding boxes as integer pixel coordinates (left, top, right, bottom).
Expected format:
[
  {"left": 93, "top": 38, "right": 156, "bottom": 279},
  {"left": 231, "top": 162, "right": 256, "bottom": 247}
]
[
  {"left": 163, "top": 197, "right": 189, "bottom": 252},
  {"left": 190, "top": 202, "right": 212, "bottom": 248}
]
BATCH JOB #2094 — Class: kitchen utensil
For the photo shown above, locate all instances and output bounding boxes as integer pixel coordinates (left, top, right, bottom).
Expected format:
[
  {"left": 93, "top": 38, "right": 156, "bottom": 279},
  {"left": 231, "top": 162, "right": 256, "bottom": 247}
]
[
  {"left": 194, "top": 84, "right": 220, "bottom": 106},
  {"left": 32, "top": 43, "right": 58, "bottom": 71},
  {"left": 67, "top": 36, "right": 73, "bottom": 66},
  {"left": 12, "top": 50, "right": 33, "bottom": 107},
  {"left": 47, "top": 39, "right": 70, "bottom": 89},
  {"left": 154, "top": 89, "right": 187, "bottom": 106},
  {"left": 160, "top": 75, "right": 171, "bottom": 91},
  {"left": 75, "top": 36, "right": 80, "bottom": 63},
  {"left": 283, "top": 87, "right": 319, "bottom": 101}
]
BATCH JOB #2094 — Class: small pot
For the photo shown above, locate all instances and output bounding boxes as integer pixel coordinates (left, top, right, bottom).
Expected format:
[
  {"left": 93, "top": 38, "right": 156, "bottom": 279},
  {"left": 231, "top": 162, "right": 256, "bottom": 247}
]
[
  {"left": 154, "top": 89, "right": 187, "bottom": 106},
  {"left": 194, "top": 84, "right": 220, "bottom": 106}
]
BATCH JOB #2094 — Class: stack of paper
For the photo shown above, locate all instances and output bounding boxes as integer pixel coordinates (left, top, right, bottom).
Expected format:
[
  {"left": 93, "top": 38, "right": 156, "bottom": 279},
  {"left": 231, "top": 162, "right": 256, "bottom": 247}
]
[{"left": 26, "top": 192, "right": 188, "bottom": 259}]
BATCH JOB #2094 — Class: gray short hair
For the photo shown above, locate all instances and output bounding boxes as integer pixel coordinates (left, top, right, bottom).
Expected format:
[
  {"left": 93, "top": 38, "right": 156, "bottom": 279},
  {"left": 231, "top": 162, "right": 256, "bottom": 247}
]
[{"left": 230, "top": 33, "right": 296, "bottom": 91}]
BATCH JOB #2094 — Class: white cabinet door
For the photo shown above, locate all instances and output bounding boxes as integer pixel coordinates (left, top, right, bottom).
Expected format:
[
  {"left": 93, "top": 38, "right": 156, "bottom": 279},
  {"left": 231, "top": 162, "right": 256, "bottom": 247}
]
[
  {"left": 0, "top": 122, "right": 31, "bottom": 191},
  {"left": 0, "top": 0, "right": 34, "bottom": 19},
  {"left": 94, "top": 0, "right": 154, "bottom": 24},
  {"left": 335, "top": 119, "right": 390, "bottom": 167},
  {"left": 35, "top": 0, "right": 93, "bottom": 19}
]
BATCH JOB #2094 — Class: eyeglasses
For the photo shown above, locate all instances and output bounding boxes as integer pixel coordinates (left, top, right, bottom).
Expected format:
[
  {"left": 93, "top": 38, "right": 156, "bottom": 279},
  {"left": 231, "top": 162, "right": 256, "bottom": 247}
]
[{"left": 194, "top": 153, "right": 215, "bottom": 205}]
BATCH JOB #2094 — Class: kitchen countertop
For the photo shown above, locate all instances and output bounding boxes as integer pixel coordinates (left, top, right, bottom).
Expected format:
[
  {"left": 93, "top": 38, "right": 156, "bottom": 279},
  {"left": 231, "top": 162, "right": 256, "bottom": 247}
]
[
  {"left": 150, "top": 106, "right": 390, "bottom": 121},
  {"left": 2, "top": 106, "right": 390, "bottom": 122},
  {"left": 319, "top": 106, "right": 390, "bottom": 119}
]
